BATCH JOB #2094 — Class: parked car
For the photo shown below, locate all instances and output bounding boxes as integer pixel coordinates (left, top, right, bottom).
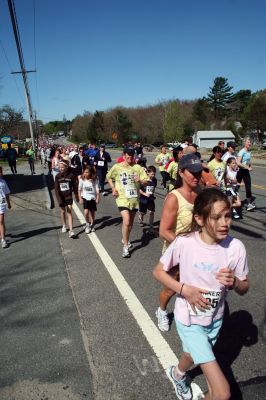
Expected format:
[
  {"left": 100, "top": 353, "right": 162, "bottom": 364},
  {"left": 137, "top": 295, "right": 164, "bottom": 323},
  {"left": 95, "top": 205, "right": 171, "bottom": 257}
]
[
  {"left": 105, "top": 142, "right": 117, "bottom": 148},
  {"left": 143, "top": 144, "right": 155, "bottom": 152},
  {"left": 261, "top": 140, "right": 266, "bottom": 150}
]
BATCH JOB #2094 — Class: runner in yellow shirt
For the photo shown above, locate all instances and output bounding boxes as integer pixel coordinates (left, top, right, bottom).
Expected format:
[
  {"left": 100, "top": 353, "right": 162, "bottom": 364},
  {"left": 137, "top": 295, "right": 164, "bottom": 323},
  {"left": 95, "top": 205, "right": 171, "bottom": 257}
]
[
  {"left": 166, "top": 146, "right": 183, "bottom": 192},
  {"left": 107, "top": 148, "right": 148, "bottom": 258},
  {"left": 155, "top": 144, "right": 171, "bottom": 189}
]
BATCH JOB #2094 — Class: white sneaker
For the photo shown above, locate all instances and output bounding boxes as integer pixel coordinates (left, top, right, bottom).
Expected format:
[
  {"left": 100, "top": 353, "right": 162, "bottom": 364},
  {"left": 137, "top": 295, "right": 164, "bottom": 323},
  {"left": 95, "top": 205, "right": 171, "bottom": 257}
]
[
  {"left": 102, "top": 191, "right": 108, "bottom": 196},
  {"left": 166, "top": 366, "right": 192, "bottom": 400},
  {"left": 85, "top": 226, "right": 91, "bottom": 234},
  {"left": 122, "top": 245, "right": 130, "bottom": 258},
  {"left": 122, "top": 239, "right": 133, "bottom": 249},
  {"left": 69, "top": 230, "right": 75, "bottom": 238},
  {"left": 62, "top": 225, "right": 67, "bottom": 233},
  {"left": 246, "top": 203, "right": 255, "bottom": 211},
  {"left": 155, "top": 308, "right": 169, "bottom": 332},
  {"left": 1, "top": 239, "right": 8, "bottom": 248},
  {"left": 90, "top": 226, "right": 95, "bottom": 232}
]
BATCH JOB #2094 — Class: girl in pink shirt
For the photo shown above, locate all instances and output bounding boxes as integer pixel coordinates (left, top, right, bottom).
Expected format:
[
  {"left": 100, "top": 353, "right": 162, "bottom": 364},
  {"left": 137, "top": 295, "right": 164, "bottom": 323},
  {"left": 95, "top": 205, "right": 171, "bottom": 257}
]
[{"left": 153, "top": 188, "right": 249, "bottom": 400}]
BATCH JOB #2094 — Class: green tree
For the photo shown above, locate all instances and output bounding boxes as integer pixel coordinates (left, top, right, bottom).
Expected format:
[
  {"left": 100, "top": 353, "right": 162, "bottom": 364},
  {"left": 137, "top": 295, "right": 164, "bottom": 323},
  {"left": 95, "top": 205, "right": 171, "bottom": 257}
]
[
  {"left": 87, "top": 111, "right": 105, "bottom": 142},
  {"left": 163, "top": 101, "right": 184, "bottom": 143},
  {"left": 230, "top": 90, "right": 252, "bottom": 120},
  {"left": 0, "top": 105, "right": 23, "bottom": 136},
  {"left": 192, "top": 97, "right": 210, "bottom": 126},
  {"left": 207, "top": 77, "right": 233, "bottom": 119},
  {"left": 114, "top": 109, "right": 132, "bottom": 144},
  {"left": 242, "top": 90, "right": 266, "bottom": 141}
]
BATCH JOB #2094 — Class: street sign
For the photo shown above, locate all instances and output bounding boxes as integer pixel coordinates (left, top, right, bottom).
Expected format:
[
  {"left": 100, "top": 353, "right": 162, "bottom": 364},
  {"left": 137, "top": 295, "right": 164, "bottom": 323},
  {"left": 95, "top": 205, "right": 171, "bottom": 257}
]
[{"left": 1, "top": 135, "right": 13, "bottom": 144}]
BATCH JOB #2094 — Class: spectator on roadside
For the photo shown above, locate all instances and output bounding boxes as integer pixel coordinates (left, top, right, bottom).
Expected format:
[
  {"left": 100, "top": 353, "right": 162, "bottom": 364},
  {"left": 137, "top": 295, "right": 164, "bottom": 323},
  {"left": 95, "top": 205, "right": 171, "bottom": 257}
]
[{"left": 5, "top": 143, "right": 18, "bottom": 175}]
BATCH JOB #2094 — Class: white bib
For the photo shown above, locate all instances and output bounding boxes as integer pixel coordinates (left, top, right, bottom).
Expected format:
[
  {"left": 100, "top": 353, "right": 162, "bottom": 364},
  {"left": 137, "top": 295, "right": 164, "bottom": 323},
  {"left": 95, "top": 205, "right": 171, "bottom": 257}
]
[
  {"left": 125, "top": 188, "right": 138, "bottom": 198},
  {"left": 146, "top": 186, "right": 154, "bottom": 194},
  {"left": 98, "top": 161, "right": 104, "bottom": 167},
  {"left": 187, "top": 289, "right": 222, "bottom": 317},
  {"left": 60, "top": 182, "right": 70, "bottom": 192}
]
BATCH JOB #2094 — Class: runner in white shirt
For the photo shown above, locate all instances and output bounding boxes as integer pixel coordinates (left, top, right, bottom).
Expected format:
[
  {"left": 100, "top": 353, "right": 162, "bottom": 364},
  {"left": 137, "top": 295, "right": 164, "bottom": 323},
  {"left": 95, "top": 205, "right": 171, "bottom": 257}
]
[
  {"left": 222, "top": 141, "right": 237, "bottom": 163},
  {"left": 0, "top": 166, "right": 11, "bottom": 248},
  {"left": 78, "top": 166, "right": 100, "bottom": 233}
]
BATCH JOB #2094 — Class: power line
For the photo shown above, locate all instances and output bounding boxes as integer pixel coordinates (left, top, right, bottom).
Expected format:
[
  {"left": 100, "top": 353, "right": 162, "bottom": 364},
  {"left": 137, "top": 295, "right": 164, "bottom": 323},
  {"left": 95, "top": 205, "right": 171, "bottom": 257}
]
[
  {"left": 7, "top": 0, "right": 36, "bottom": 150},
  {"left": 0, "top": 38, "right": 25, "bottom": 105},
  {"left": 33, "top": 0, "right": 40, "bottom": 112}
]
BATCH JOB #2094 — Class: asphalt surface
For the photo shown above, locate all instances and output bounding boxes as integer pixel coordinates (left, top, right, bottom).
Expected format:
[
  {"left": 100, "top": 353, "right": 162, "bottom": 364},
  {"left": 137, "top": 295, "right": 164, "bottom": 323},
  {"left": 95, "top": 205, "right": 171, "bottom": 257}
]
[{"left": 0, "top": 154, "right": 265, "bottom": 399}]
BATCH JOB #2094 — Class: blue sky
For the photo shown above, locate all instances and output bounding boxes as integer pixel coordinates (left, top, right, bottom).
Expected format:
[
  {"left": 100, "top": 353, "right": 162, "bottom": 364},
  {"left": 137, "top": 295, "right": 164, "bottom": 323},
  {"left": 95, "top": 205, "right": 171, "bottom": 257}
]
[{"left": 0, "top": 0, "right": 265, "bottom": 122}]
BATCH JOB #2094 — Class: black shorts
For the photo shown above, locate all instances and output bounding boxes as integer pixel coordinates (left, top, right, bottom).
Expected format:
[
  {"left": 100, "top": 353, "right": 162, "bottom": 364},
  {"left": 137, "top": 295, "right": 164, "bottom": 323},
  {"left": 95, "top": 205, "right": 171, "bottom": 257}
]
[
  {"left": 83, "top": 199, "right": 97, "bottom": 211},
  {"left": 60, "top": 198, "right": 73, "bottom": 207},
  {"left": 139, "top": 200, "right": 155, "bottom": 214},
  {"left": 118, "top": 207, "right": 138, "bottom": 213}
]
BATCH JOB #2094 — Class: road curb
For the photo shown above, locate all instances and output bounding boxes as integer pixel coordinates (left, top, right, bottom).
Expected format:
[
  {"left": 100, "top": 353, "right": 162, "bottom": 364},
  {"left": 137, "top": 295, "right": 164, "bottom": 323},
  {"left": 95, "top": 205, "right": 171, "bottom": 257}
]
[{"left": 42, "top": 173, "right": 52, "bottom": 209}]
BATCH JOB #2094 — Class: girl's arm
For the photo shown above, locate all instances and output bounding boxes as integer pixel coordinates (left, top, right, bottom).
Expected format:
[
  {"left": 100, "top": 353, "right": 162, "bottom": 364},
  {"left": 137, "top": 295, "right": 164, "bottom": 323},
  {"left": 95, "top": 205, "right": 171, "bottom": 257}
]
[
  {"left": 6, "top": 194, "right": 11, "bottom": 209},
  {"left": 78, "top": 190, "right": 83, "bottom": 203},
  {"left": 153, "top": 262, "right": 210, "bottom": 310},
  {"left": 159, "top": 193, "right": 178, "bottom": 243},
  {"left": 216, "top": 268, "right": 249, "bottom": 295}
]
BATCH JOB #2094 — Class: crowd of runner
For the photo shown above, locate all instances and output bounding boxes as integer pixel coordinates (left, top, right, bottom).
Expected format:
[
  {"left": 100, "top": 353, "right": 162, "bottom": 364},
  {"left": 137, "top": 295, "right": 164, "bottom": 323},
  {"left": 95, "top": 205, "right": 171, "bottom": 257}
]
[{"left": 0, "top": 136, "right": 254, "bottom": 399}]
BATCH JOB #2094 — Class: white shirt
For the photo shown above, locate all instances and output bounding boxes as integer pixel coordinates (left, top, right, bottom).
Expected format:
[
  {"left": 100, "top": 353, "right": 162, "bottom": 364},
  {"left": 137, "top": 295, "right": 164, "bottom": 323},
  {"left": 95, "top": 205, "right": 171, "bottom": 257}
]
[
  {"left": 222, "top": 151, "right": 236, "bottom": 163},
  {"left": 69, "top": 150, "right": 78, "bottom": 160},
  {"left": 78, "top": 179, "right": 99, "bottom": 201}
]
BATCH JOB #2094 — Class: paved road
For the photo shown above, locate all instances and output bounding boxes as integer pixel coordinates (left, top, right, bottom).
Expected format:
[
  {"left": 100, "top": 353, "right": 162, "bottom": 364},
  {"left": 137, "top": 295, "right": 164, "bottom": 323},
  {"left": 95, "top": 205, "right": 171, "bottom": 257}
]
[{"left": 0, "top": 156, "right": 265, "bottom": 399}]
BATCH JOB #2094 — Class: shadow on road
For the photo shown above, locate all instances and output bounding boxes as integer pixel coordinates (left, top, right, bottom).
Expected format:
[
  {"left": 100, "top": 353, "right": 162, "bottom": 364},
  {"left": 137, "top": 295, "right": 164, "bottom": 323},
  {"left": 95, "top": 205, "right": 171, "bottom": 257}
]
[{"left": 189, "top": 303, "right": 258, "bottom": 399}]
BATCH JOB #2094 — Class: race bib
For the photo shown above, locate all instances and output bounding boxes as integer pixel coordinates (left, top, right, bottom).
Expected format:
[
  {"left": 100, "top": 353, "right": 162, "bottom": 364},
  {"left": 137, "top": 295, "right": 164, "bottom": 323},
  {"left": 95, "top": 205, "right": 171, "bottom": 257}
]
[
  {"left": 125, "top": 188, "right": 138, "bottom": 198},
  {"left": 146, "top": 186, "right": 154, "bottom": 194},
  {"left": 60, "top": 182, "right": 70, "bottom": 192},
  {"left": 98, "top": 161, "right": 104, "bottom": 166},
  {"left": 187, "top": 290, "right": 222, "bottom": 317},
  {"left": 84, "top": 186, "right": 93, "bottom": 192},
  {"left": 0, "top": 196, "right": 6, "bottom": 205}
]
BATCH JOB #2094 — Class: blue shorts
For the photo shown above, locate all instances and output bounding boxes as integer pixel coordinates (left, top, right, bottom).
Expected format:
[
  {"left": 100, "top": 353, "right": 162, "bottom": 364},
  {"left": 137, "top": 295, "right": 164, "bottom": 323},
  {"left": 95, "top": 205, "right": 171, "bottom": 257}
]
[{"left": 175, "top": 318, "right": 223, "bottom": 364}]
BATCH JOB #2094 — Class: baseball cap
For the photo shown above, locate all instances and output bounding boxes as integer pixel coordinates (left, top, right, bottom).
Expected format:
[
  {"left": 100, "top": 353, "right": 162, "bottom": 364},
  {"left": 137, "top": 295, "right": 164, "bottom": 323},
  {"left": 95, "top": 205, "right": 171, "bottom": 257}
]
[
  {"left": 178, "top": 153, "right": 203, "bottom": 173},
  {"left": 227, "top": 141, "right": 236, "bottom": 149},
  {"left": 124, "top": 147, "right": 135, "bottom": 156}
]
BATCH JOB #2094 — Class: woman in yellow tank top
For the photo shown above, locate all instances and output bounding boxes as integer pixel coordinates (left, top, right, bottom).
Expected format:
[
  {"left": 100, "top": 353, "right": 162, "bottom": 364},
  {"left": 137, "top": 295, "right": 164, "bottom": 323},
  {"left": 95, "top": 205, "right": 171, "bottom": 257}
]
[{"left": 155, "top": 154, "right": 203, "bottom": 332}]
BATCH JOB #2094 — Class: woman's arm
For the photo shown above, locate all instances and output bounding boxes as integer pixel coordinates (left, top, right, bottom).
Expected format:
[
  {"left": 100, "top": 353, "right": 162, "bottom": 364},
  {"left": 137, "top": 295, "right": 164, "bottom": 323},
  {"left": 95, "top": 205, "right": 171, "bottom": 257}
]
[{"left": 159, "top": 193, "right": 178, "bottom": 243}]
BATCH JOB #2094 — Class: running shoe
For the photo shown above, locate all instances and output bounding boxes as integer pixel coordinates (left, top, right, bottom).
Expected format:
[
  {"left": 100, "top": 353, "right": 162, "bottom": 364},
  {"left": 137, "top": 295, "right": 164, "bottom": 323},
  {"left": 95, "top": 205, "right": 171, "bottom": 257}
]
[
  {"left": 155, "top": 308, "right": 170, "bottom": 332},
  {"left": 1, "top": 239, "right": 8, "bottom": 248},
  {"left": 246, "top": 203, "right": 256, "bottom": 211},
  {"left": 232, "top": 209, "right": 240, "bottom": 219},
  {"left": 69, "top": 230, "right": 75, "bottom": 238},
  {"left": 85, "top": 226, "right": 91, "bottom": 234},
  {"left": 166, "top": 366, "right": 192, "bottom": 400},
  {"left": 90, "top": 226, "right": 95, "bottom": 232},
  {"left": 122, "top": 246, "right": 130, "bottom": 258},
  {"left": 102, "top": 191, "right": 108, "bottom": 196},
  {"left": 122, "top": 239, "right": 133, "bottom": 249},
  {"left": 62, "top": 225, "right": 67, "bottom": 233}
]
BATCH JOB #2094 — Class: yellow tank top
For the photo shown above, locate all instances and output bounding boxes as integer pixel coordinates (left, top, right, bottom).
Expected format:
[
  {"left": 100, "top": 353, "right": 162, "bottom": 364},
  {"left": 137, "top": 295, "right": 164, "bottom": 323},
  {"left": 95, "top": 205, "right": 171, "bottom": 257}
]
[{"left": 162, "top": 190, "right": 194, "bottom": 253}]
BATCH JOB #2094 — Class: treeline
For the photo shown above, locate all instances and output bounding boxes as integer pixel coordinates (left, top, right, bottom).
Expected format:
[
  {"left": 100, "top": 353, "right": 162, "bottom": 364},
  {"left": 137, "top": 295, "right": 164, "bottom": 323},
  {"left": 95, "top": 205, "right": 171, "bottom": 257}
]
[
  {"left": 2, "top": 77, "right": 266, "bottom": 144},
  {"left": 67, "top": 77, "right": 266, "bottom": 144}
]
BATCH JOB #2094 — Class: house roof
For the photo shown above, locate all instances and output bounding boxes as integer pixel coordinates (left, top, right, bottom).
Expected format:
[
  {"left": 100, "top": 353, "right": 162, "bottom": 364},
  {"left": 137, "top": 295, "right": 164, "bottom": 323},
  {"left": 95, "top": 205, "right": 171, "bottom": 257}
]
[{"left": 195, "top": 130, "right": 235, "bottom": 139}]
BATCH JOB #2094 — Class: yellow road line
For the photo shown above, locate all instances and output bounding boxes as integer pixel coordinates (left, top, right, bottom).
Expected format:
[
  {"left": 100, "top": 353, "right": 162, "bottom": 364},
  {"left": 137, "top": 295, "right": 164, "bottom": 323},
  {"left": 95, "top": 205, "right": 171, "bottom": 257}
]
[{"left": 252, "top": 184, "right": 266, "bottom": 190}]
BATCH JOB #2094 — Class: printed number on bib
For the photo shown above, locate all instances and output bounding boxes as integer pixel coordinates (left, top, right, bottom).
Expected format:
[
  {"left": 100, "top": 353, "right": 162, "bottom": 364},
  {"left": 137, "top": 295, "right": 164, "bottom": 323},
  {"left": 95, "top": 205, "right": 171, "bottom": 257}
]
[
  {"left": 187, "top": 290, "right": 222, "bottom": 317},
  {"left": 60, "top": 182, "right": 70, "bottom": 191},
  {"left": 146, "top": 186, "right": 154, "bottom": 194},
  {"left": 84, "top": 186, "right": 93, "bottom": 192},
  {"left": 125, "top": 188, "right": 137, "bottom": 198},
  {"left": 0, "top": 196, "right": 6, "bottom": 205},
  {"left": 98, "top": 161, "right": 104, "bottom": 167}
]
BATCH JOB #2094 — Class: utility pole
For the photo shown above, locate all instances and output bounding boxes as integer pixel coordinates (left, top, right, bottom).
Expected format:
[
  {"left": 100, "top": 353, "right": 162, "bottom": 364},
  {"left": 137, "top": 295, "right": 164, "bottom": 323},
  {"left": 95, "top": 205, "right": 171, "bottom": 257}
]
[{"left": 7, "top": 0, "right": 36, "bottom": 151}]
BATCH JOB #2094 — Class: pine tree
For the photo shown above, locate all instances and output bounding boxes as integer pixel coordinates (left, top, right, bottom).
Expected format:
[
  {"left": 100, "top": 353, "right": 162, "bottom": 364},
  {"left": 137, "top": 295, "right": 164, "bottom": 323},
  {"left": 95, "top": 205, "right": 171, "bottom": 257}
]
[{"left": 207, "top": 77, "right": 233, "bottom": 120}]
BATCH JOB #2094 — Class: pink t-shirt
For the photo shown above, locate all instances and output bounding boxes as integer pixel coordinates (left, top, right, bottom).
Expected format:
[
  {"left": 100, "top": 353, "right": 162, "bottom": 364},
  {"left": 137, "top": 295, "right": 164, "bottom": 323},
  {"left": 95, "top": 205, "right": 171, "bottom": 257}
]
[{"left": 160, "top": 231, "right": 248, "bottom": 326}]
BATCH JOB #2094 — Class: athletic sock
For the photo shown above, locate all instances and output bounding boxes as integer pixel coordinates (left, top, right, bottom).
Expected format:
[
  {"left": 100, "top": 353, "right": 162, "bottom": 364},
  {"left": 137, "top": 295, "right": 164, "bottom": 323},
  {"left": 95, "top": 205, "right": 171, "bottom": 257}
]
[{"left": 173, "top": 365, "right": 185, "bottom": 381}]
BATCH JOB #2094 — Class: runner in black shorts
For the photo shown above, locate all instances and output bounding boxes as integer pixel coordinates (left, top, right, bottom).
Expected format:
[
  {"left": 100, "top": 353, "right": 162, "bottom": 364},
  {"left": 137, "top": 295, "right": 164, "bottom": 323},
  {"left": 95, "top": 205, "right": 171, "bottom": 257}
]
[{"left": 138, "top": 166, "right": 157, "bottom": 233}]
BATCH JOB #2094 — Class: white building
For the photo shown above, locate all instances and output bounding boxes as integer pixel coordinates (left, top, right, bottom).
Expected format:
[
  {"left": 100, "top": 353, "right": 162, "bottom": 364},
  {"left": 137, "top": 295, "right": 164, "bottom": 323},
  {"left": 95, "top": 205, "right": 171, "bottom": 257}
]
[{"left": 193, "top": 130, "right": 235, "bottom": 149}]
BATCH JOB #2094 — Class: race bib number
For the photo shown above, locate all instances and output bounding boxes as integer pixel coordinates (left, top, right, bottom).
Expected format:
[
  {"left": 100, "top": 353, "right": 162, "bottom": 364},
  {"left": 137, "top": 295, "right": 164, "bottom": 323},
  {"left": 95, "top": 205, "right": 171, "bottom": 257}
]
[
  {"left": 146, "top": 186, "right": 154, "bottom": 194},
  {"left": 125, "top": 188, "right": 138, "bottom": 198},
  {"left": 84, "top": 186, "right": 93, "bottom": 192},
  {"left": 98, "top": 161, "right": 104, "bottom": 166},
  {"left": 0, "top": 196, "right": 6, "bottom": 205},
  {"left": 60, "top": 182, "right": 70, "bottom": 192},
  {"left": 187, "top": 290, "right": 222, "bottom": 317}
]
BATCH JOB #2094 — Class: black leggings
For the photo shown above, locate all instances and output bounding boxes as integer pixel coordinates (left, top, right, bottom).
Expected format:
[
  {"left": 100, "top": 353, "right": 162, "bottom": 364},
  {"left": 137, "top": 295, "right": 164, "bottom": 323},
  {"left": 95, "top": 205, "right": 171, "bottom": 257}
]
[
  {"left": 237, "top": 168, "right": 252, "bottom": 199},
  {"left": 160, "top": 171, "right": 168, "bottom": 189}
]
